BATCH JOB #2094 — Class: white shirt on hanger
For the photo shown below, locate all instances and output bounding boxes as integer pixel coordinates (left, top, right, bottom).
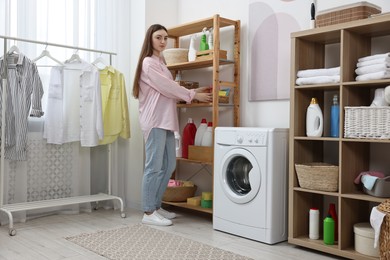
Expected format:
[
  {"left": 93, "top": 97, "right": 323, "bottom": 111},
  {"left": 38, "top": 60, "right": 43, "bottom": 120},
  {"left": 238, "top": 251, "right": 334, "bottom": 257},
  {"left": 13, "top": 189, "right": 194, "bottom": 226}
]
[{"left": 43, "top": 59, "right": 104, "bottom": 146}]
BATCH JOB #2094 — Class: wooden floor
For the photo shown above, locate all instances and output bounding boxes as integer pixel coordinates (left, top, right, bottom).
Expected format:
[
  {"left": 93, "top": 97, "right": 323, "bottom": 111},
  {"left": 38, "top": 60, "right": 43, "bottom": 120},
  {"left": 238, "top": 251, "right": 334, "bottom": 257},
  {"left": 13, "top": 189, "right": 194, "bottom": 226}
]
[{"left": 0, "top": 207, "right": 344, "bottom": 260}]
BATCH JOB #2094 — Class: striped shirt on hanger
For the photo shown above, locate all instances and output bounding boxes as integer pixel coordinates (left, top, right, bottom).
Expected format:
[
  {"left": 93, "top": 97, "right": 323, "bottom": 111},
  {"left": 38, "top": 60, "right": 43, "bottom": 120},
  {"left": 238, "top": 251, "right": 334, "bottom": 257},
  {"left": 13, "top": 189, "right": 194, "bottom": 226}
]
[{"left": 0, "top": 53, "right": 44, "bottom": 161}]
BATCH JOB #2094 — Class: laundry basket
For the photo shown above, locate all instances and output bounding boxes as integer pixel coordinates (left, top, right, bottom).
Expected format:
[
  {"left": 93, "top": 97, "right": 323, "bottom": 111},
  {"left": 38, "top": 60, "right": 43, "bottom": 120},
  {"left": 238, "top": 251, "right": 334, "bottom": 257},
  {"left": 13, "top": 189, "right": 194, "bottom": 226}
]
[{"left": 378, "top": 199, "right": 390, "bottom": 259}]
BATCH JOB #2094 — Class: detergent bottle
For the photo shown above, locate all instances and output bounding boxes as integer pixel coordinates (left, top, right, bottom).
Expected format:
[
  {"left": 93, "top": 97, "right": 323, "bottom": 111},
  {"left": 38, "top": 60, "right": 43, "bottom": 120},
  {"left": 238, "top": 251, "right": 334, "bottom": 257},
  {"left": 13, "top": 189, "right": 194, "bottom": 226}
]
[
  {"left": 201, "top": 122, "right": 213, "bottom": 147},
  {"left": 200, "top": 27, "right": 209, "bottom": 51},
  {"left": 194, "top": 118, "right": 207, "bottom": 146},
  {"left": 188, "top": 34, "right": 197, "bottom": 62},
  {"left": 306, "top": 97, "right": 323, "bottom": 137},
  {"left": 182, "top": 118, "right": 197, "bottom": 158}
]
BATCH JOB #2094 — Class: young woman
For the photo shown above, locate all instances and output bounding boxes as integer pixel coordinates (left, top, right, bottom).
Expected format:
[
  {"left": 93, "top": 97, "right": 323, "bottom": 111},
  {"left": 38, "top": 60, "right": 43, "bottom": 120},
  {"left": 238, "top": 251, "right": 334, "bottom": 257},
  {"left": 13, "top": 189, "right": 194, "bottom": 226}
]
[{"left": 133, "top": 24, "right": 212, "bottom": 226}]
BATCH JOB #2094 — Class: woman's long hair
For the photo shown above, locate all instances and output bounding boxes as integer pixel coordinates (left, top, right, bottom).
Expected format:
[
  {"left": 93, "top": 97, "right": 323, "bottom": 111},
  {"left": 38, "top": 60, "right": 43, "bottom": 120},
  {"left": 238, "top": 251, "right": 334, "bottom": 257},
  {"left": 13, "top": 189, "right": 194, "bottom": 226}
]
[{"left": 132, "top": 24, "right": 168, "bottom": 99}]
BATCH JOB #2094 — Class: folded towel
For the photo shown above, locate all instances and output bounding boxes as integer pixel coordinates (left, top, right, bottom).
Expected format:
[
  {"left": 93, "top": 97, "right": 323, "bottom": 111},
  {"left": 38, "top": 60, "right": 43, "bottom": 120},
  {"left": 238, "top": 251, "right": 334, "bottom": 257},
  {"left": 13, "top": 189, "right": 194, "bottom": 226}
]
[
  {"left": 296, "top": 75, "right": 340, "bottom": 85},
  {"left": 370, "top": 207, "right": 386, "bottom": 248},
  {"left": 297, "top": 67, "right": 340, "bottom": 78},
  {"left": 354, "top": 171, "right": 385, "bottom": 184},
  {"left": 385, "top": 85, "right": 390, "bottom": 104},
  {"left": 357, "top": 57, "right": 390, "bottom": 67},
  {"left": 358, "top": 53, "right": 390, "bottom": 62},
  {"left": 370, "top": 88, "right": 389, "bottom": 107},
  {"left": 356, "top": 70, "right": 390, "bottom": 81},
  {"left": 361, "top": 175, "right": 379, "bottom": 190},
  {"left": 355, "top": 63, "right": 390, "bottom": 75}
]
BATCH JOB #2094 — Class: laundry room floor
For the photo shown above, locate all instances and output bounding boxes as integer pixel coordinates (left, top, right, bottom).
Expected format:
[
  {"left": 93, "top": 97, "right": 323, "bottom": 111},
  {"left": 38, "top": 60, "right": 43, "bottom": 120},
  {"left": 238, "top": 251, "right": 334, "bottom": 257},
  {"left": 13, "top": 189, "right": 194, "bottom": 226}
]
[{"left": 0, "top": 207, "right": 345, "bottom": 260}]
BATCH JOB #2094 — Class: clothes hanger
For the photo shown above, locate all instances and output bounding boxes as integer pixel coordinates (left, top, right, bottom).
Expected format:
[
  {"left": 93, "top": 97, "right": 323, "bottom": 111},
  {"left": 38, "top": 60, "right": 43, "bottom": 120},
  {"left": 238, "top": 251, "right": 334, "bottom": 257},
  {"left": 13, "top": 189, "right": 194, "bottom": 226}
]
[
  {"left": 32, "top": 46, "right": 64, "bottom": 66},
  {"left": 7, "top": 45, "right": 20, "bottom": 55},
  {"left": 92, "top": 54, "right": 108, "bottom": 69},
  {"left": 65, "top": 50, "right": 82, "bottom": 63}
]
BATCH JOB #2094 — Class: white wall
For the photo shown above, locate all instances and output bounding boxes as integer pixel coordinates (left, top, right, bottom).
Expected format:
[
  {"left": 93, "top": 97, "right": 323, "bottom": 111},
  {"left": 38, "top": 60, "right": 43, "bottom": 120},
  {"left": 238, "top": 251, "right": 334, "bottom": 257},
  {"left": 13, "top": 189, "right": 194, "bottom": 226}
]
[{"left": 125, "top": 0, "right": 390, "bottom": 209}]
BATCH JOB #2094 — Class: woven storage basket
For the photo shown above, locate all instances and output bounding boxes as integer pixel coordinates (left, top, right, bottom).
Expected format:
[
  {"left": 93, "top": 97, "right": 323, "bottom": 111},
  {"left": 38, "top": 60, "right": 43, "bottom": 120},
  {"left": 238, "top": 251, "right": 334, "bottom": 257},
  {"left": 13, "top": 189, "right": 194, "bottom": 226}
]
[
  {"left": 377, "top": 199, "right": 390, "bottom": 259},
  {"left": 163, "top": 48, "right": 188, "bottom": 65},
  {"left": 344, "top": 106, "right": 390, "bottom": 139},
  {"left": 295, "top": 163, "right": 339, "bottom": 192},
  {"left": 316, "top": 2, "right": 381, "bottom": 27},
  {"left": 162, "top": 185, "right": 197, "bottom": 202}
]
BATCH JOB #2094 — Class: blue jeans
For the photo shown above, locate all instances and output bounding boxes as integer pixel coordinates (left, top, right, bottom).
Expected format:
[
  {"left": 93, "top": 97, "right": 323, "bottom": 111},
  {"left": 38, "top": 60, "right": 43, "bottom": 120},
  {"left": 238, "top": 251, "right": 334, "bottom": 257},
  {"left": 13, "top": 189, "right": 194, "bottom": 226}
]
[{"left": 142, "top": 128, "right": 176, "bottom": 213}]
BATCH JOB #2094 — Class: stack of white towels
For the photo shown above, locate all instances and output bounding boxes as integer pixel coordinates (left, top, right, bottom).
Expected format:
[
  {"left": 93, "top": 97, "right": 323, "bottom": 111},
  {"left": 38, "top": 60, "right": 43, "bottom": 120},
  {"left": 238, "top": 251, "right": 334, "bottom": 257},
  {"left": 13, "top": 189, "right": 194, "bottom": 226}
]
[
  {"left": 355, "top": 53, "right": 390, "bottom": 81},
  {"left": 296, "top": 67, "right": 340, "bottom": 86}
]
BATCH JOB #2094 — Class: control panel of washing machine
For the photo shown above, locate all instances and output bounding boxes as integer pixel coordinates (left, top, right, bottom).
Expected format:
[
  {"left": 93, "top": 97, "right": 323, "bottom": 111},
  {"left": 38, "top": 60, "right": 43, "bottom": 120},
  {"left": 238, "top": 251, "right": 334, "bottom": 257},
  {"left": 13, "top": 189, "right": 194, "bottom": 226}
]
[{"left": 236, "top": 131, "right": 267, "bottom": 146}]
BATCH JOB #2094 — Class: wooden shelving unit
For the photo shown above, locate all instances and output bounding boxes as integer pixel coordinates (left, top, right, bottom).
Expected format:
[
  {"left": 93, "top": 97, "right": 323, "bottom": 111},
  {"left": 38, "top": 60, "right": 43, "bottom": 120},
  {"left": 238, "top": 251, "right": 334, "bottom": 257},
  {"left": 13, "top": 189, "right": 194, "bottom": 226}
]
[
  {"left": 289, "top": 14, "right": 390, "bottom": 259},
  {"left": 162, "top": 14, "right": 240, "bottom": 214}
]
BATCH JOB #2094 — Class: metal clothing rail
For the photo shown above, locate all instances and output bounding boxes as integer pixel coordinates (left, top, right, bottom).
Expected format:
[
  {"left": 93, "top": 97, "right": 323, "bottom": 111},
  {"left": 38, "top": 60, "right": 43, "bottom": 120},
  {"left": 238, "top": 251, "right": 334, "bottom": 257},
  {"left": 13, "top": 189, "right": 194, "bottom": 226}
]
[{"left": 0, "top": 35, "right": 126, "bottom": 236}]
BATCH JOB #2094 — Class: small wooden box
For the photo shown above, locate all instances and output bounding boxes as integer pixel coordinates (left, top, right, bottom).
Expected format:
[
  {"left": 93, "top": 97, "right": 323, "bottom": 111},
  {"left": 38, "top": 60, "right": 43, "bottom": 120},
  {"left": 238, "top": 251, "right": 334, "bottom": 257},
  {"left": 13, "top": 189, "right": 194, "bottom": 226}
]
[
  {"left": 196, "top": 50, "right": 227, "bottom": 61},
  {"left": 177, "top": 80, "right": 199, "bottom": 89},
  {"left": 188, "top": 145, "right": 213, "bottom": 163}
]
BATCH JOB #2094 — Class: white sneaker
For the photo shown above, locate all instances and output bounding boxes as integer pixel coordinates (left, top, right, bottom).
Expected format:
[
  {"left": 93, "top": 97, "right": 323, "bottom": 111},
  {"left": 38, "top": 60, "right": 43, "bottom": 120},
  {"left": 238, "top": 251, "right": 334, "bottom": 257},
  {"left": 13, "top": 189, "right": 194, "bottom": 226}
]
[
  {"left": 142, "top": 211, "right": 172, "bottom": 226},
  {"left": 157, "top": 208, "right": 176, "bottom": 219}
]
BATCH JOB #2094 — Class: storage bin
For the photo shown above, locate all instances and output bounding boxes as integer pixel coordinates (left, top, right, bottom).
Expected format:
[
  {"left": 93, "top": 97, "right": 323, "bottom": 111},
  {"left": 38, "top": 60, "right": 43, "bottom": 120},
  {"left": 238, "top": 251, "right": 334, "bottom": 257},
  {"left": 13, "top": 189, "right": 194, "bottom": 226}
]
[
  {"left": 344, "top": 106, "right": 390, "bottom": 139},
  {"left": 316, "top": 2, "right": 381, "bottom": 28},
  {"left": 354, "top": 222, "right": 379, "bottom": 257},
  {"left": 162, "top": 185, "right": 197, "bottom": 202},
  {"left": 188, "top": 146, "right": 213, "bottom": 163},
  {"left": 163, "top": 48, "right": 188, "bottom": 65},
  {"left": 295, "top": 163, "right": 339, "bottom": 192},
  {"left": 363, "top": 176, "right": 390, "bottom": 197},
  {"left": 378, "top": 199, "right": 390, "bottom": 259}
]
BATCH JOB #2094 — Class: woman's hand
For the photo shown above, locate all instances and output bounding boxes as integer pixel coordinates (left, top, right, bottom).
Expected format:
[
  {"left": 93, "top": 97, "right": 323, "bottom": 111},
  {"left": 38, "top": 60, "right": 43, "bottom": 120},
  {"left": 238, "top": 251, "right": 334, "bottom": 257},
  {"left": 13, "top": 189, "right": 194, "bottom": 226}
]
[{"left": 194, "top": 86, "right": 213, "bottom": 102}]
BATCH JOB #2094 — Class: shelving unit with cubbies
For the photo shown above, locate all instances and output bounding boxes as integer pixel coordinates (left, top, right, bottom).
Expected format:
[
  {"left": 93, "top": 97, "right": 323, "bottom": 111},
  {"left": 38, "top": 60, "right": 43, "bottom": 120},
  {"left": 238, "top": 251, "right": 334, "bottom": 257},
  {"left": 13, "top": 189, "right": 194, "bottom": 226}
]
[{"left": 289, "top": 14, "right": 390, "bottom": 260}]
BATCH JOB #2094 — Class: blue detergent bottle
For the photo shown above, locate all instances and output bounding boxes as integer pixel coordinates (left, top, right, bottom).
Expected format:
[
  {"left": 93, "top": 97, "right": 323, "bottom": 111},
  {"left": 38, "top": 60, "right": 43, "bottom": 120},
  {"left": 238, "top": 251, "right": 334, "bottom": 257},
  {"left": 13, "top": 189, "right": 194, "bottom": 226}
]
[{"left": 330, "top": 94, "right": 339, "bottom": 137}]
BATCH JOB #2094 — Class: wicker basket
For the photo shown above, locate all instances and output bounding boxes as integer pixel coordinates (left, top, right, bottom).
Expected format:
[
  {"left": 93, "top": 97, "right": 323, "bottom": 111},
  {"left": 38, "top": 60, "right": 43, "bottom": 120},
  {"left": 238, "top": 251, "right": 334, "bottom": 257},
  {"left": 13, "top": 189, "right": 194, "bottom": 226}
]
[
  {"left": 295, "top": 163, "right": 339, "bottom": 192},
  {"left": 163, "top": 48, "right": 188, "bottom": 65},
  {"left": 316, "top": 2, "right": 381, "bottom": 27},
  {"left": 162, "top": 185, "right": 197, "bottom": 202},
  {"left": 344, "top": 106, "right": 390, "bottom": 139},
  {"left": 377, "top": 199, "right": 390, "bottom": 259}
]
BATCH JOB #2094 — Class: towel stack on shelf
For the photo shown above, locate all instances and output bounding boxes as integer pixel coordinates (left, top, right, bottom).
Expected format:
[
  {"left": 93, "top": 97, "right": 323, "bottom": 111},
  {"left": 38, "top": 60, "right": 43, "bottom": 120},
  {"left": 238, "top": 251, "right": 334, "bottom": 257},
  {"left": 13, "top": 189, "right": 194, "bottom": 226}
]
[
  {"left": 355, "top": 53, "right": 390, "bottom": 81},
  {"left": 296, "top": 67, "right": 340, "bottom": 85}
]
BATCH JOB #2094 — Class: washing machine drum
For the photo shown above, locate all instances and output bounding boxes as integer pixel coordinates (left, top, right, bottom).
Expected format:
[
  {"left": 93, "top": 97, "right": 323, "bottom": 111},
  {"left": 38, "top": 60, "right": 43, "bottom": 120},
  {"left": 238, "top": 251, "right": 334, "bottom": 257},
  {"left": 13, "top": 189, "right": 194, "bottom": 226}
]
[
  {"left": 226, "top": 157, "right": 252, "bottom": 195},
  {"left": 221, "top": 148, "right": 262, "bottom": 204}
]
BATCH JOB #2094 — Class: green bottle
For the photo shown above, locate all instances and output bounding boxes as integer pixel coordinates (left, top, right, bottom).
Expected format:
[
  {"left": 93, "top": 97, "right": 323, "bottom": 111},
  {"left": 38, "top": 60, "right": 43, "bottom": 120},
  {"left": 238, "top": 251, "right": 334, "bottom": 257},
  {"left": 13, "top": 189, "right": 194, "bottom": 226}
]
[
  {"left": 323, "top": 215, "right": 335, "bottom": 245},
  {"left": 200, "top": 34, "right": 209, "bottom": 51}
]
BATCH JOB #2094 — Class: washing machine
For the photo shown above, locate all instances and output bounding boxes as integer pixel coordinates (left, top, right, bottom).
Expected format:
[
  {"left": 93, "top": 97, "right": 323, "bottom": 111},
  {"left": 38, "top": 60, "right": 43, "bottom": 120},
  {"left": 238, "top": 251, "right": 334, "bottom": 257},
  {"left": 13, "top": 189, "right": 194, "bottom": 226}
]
[{"left": 213, "top": 127, "right": 288, "bottom": 244}]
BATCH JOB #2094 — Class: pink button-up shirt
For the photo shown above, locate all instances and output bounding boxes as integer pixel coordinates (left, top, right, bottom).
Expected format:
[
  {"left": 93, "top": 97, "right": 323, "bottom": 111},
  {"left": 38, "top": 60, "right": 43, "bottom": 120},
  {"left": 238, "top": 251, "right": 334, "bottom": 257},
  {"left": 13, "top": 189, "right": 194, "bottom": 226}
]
[{"left": 138, "top": 55, "right": 196, "bottom": 140}]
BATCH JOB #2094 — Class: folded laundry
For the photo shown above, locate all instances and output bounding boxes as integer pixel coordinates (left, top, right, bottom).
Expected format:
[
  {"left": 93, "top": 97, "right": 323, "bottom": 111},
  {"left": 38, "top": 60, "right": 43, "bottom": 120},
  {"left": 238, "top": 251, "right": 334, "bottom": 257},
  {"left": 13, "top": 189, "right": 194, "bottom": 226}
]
[
  {"left": 362, "top": 175, "right": 379, "bottom": 190},
  {"left": 370, "top": 206, "right": 386, "bottom": 248},
  {"left": 296, "top": 75, "right": 340, "bottom": 85},
  {"left": 355, "top": 63, "right": 390, "bottom": 75},
  {"left": 358, "top": 52, "right": 390, "bottom": 62},
  {"left": 356, "top": 70, "right": 390, "bottom": 81},
  {"left": 297, "top": 66, "right": 340, "bottom": 78},
  {"left": 357, "top": 57, "right": 390, "bottom": 68},
  {"left": 354, "top": 171, "right": 385, "bottom": 185}
]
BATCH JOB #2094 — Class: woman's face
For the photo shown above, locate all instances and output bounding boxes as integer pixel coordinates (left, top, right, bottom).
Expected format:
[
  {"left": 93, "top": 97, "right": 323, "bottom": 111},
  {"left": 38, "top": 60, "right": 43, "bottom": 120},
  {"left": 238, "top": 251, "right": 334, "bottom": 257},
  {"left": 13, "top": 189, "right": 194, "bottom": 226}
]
[{"left": 152, "top": 29, "right": 168, "bottom": 56}]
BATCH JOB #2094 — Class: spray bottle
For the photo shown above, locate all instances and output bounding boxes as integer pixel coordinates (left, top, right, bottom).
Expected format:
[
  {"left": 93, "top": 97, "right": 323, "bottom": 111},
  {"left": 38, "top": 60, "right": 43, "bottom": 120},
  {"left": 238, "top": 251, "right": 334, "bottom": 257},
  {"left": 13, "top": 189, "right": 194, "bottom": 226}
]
[
  {"left": 200, "top": 27, "right": 209, "bottom": 51},
  {"left": 207, "top": 27, "right": 214, "bottom": 49}
]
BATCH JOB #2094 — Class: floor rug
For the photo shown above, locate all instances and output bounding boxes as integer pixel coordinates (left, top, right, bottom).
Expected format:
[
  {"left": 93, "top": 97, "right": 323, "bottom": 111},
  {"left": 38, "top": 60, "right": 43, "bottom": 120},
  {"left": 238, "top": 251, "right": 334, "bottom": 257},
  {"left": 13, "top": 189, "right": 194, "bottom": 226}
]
[{"left": 65, "top": 224, "right": 252, "bottom": 260}]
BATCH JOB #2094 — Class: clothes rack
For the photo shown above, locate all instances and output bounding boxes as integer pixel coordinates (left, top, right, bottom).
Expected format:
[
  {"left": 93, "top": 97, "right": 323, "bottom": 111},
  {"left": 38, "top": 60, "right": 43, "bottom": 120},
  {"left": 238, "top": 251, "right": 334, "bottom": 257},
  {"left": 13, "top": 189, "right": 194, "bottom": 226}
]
[{"left": 0, "top": 35, "right": 126, "bottom": 236}]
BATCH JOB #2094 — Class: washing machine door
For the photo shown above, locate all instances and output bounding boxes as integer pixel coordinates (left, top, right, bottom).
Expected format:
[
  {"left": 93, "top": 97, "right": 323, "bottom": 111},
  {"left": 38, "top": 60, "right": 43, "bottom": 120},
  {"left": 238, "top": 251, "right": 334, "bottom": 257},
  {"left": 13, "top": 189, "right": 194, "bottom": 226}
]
[{"left": 220, "top": 148, "right": 261, "bottom": 204}]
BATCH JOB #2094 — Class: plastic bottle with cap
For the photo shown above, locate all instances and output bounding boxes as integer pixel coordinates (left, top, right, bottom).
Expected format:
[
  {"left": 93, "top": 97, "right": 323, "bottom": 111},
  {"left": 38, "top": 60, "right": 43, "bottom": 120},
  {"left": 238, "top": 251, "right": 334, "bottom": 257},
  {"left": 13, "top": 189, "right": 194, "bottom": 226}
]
[
  {"left": 194, "top": 118, "right": 207, "bottom": 146},
  {"left": 323, "top": 215, "right": 335, "bottom": 245},
  {"left": 182, "top": 118, "right": 197, "bottom": 158},
  {"left": 306, "top": 97, "right": 323, "bottom": 137},
  {"left": 309, "top": 208, "right": 320, "bottom": 240},
  {"left": 330, "top": 94, "right": 340, "bottom": 137},
  {"left": 174, "top": 131, "right": 182, "bottom": 157},
  {"left": 200, "top": 122, "right": 213, "bottom": 146}
]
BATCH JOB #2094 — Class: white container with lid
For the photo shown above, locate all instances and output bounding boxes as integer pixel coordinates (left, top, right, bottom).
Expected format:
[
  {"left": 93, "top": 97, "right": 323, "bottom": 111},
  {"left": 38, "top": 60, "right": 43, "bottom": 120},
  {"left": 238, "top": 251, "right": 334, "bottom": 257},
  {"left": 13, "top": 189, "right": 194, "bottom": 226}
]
[
  {"left": 309, "top": 208, "right": 320, "bottom": 239},
  {"left": 354, "top": 222, "right": 379, "bottom": 257}
]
